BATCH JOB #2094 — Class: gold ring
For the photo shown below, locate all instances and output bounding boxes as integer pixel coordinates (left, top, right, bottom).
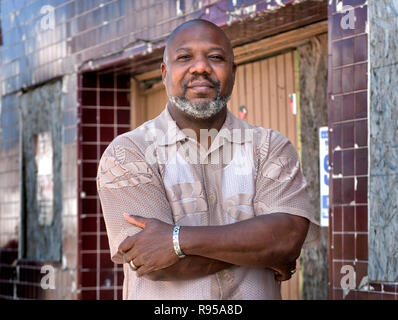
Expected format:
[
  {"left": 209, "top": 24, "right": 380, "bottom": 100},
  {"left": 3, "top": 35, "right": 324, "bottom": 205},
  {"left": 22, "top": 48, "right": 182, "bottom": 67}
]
[{"left": 129, "top": 260, "right": 138, "bottom": 271}]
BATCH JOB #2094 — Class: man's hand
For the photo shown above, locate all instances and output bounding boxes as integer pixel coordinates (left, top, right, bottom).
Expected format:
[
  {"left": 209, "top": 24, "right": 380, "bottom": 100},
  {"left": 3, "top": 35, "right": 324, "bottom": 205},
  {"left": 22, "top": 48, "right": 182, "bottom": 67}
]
[
  {"left": 271, "top": 259, "right": 297, "bottom": 281},
  {"left": 118, "top": 214, "right": 180, "bottom": 277}
]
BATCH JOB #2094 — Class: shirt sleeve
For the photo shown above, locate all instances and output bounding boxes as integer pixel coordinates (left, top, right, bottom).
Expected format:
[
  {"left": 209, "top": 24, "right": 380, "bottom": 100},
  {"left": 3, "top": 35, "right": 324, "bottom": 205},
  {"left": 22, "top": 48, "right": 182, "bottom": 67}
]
[
  {"left": 254, "top": 129, "right": 320, "bottom": 248},
  {"left": 97, "top": 135, "right": 174, "bottom": 264}
]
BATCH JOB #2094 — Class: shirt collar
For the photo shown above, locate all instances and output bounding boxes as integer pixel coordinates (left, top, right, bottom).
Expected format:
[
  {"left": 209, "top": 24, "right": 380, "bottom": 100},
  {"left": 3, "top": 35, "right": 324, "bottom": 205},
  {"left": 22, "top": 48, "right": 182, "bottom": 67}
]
[
  {"left": 217, "top": 110, "right": 253, "bottom": 144},
  {"left": 156, "top": 107, "right": 188, "bottom": 146},
  {"left": 155, "top": 106, "right": 253, "bottom": 147}
]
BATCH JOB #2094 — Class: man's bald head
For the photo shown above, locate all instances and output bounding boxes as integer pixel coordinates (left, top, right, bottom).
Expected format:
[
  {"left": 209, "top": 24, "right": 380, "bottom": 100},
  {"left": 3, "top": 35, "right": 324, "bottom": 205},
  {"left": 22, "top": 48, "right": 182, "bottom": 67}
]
[{"left": 163, "top": 19, "right": 234, "bottom": 65}]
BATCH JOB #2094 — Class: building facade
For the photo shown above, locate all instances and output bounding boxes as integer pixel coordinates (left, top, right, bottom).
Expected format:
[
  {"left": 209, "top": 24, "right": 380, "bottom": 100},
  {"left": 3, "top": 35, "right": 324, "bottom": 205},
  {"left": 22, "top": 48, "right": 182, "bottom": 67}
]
[{"left": 0, "top": 0, "right": 396, "bottom": 300}]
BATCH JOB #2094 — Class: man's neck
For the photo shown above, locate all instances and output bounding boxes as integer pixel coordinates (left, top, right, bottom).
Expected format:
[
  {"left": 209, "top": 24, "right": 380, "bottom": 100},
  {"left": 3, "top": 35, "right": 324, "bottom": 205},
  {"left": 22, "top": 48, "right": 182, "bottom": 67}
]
[{"left": 167, "top": 102, "right": 227, "bottom": 147}]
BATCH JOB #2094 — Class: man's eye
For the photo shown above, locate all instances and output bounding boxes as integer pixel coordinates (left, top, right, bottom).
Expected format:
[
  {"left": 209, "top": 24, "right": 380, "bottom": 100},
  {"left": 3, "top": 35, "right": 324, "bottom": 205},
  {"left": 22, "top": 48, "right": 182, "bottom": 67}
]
[
  {"left": 177, "top": 55, "right": 190, "bottom": 61},
  {"left": 210, "top": 55, "right": 224, "bottom": 61}
]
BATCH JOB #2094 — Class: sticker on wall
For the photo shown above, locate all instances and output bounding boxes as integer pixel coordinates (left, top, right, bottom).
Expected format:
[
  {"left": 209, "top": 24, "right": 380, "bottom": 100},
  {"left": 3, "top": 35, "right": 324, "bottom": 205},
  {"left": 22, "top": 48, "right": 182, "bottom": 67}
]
[
  {"left": 319, "top": 126, "right": 329, "bottom": 227},
  {"left": 289, "top": 93, "right": 297, "bottom": 115},
  {"left": 239, "top": 106, "right": 247, "bottom": 120}
]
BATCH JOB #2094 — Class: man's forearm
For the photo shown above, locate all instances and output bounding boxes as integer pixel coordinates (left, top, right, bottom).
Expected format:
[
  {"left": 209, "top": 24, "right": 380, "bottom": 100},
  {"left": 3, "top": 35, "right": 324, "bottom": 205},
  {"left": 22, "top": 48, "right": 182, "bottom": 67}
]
[
  {"left": 179, "top": 213, "right": 309, "bottom": 270},
  {"left": 144, "top": 256, "right": 232, "bottom": 281},
  {"left": 119, "top": 212, "right": 309, "bottom": 279}
]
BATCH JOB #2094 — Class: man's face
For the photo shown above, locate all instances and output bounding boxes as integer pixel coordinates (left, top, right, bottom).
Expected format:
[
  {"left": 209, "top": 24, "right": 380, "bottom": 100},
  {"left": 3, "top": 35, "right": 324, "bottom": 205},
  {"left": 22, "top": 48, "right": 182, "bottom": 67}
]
[{"left": 162, "top": 23, "right": 236, "bottom": 119}]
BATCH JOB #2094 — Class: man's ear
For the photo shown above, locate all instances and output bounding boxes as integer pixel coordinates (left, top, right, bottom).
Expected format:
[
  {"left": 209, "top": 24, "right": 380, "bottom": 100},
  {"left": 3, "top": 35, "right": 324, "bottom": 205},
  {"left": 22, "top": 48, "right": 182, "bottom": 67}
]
[
  {"left": 161, "top": 62, "right": 167, "bottom": 83},
  {"left": 232, "top": 63, "right": 237, "bottom": 80}
]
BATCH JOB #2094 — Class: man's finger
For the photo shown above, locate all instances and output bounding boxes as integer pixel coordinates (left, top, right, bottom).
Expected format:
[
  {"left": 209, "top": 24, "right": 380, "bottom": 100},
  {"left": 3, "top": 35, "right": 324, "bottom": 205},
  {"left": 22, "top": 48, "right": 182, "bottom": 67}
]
[
  {"left": 274, "top": 272, "right": 291, "bottom": 282},
  {"left": 121, "top": 247, "right": 138, "bottom": 264},
  {"left": 136, "top": 264, "right": 155, "bottom": 277},
  {"left": 123, "top": 213, "right": 147, "bottom": 229},
  {"left": 118, "top": 235, "right": 137, "bottom": 254}
]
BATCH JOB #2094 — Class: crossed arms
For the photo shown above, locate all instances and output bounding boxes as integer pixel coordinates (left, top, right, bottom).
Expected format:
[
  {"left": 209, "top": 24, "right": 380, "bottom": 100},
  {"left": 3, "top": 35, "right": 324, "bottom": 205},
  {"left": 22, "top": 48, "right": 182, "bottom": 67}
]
[
  {"left": 98, "top": 131, "right": 316, "bottom": 283},
  {"left": 118, "top": 212, "right": 309, "bottom": 282}
]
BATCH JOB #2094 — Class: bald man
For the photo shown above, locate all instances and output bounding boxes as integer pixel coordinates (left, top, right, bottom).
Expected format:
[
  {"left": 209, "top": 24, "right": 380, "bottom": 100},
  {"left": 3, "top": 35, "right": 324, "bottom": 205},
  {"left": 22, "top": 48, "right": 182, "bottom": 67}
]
[{"left": 97, "top": 19, "right": 319, "bottom": 300}]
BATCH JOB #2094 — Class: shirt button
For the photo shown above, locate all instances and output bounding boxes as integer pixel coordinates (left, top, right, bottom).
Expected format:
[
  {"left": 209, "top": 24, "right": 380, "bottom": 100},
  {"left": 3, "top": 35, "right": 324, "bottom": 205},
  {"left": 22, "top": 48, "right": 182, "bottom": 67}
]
[{"left": 209, "top": 194, "right": 215, "bottom": 201}]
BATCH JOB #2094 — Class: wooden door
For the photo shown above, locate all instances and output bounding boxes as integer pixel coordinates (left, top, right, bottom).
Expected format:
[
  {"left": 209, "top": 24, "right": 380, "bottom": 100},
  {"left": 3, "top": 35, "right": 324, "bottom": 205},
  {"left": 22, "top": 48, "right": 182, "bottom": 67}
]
[
  {"left": 229, "top": 50, "right": 298, "bottom": 148},
  {"left": 229, "top": 50, "right": 300, "bottom": 300},
  {"left": 130, "top": 79, "right": 168, "bottom": 129}
]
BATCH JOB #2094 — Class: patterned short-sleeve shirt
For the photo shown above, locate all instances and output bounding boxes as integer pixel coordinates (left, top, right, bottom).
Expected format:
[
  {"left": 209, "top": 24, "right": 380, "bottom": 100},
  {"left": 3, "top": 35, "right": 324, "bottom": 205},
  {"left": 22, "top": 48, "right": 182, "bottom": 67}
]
[{"left": 97, "top": 106, "right": 320, "bottom": 300}]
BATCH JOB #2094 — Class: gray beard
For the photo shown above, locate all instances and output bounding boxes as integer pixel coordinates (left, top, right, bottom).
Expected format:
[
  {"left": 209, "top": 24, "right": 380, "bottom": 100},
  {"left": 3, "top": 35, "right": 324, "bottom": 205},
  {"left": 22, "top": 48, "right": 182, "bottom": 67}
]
[{"left": 169, "top": 95, "right": 230, "bottom": 119}]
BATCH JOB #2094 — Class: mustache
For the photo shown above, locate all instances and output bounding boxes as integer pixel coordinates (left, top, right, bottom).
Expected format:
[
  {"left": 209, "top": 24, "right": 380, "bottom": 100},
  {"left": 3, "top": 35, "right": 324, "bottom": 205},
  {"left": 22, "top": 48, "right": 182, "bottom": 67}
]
[{"left": 181, "top": 75, "right": 221, "bottom": 96}]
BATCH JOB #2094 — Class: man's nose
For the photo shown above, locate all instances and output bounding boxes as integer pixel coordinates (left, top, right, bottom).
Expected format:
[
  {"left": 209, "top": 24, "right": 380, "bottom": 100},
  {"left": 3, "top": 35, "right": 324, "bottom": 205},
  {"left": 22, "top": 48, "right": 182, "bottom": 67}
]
[{"left": 188, "top": 56, "right": 212, "bottom": 75}]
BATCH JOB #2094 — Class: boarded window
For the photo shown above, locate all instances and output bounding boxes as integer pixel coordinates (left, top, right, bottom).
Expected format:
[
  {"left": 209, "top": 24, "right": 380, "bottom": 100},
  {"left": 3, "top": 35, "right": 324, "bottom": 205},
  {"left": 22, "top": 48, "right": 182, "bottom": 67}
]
[{"left": 20, "top": 81, "right": 62, "bottom": 261}]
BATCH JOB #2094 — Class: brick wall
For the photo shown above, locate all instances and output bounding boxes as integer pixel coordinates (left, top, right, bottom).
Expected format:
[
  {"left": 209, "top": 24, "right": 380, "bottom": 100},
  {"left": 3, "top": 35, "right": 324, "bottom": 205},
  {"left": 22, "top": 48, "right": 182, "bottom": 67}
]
[
  {"left": 0, "top": 75, "right": 79, "bottom": 299},
  {"left": 328, "top": 0, "right": 397, "bottom": 300},
  {"left": 0, "top": 0, "right": 327, "bottom": 95},
  {"left": 77, "top": 71, "right": 130, "bottom": 299},
  {"left": 0, "top": 93, "right": 20, "bottom": 298}
]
